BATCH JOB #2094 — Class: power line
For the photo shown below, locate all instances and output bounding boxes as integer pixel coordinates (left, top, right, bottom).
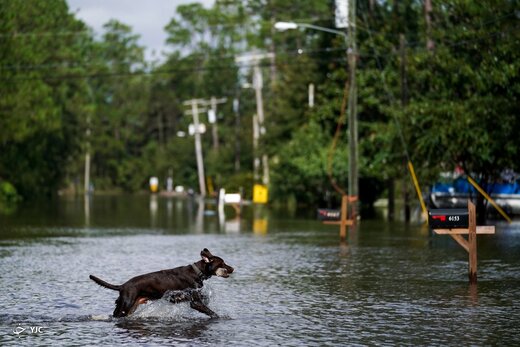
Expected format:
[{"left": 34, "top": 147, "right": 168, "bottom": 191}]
[
  {"left": 5, "top": 19, "right": 516, "bottom": 72},
  {"left": 1, "top": 23, "right": 515, "bottom": 80},
  {"left": 0, "top": 57, "right": 341, "bottom": 82},
  {"left": 0, "top": 31, "right": 91, "bottom": 38}
]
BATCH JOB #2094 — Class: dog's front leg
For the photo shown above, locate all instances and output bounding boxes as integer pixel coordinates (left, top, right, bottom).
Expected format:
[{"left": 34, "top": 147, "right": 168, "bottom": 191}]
[
  {"left": 189, "top": 291, "right": 219, "bottom": 318},
  {"left": 168, "top": 291, "right": 191, "bottom": 304}
]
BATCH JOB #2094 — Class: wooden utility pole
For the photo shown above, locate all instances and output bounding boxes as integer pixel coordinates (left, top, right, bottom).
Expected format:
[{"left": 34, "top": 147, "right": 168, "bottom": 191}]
[
  {"left": 253, "top": 63, "right": 269, "bottom": 184},
  {"left": 208, "top": 96, "right": 227, "bottom": 151},
  {"left": 84, "top": 85, "right": 93, "bottom": 196},
  {"left": 252, "top": 114, "right": 260, "bottom": 180},
  {"left": 308, "top": 83, "right": 315, "bottom": 108},
  {"left": 184, "top": 99, "right": 207, "bottom": 197},
  {"left": 84, "top": 125, "right": 91, "bottom": 195},
  {"left": 424, "top": 0, "right": 435, "bottom": 51},
  {"left": 233, "top": 97, "right": 241, "bottom": 172},
  {"left": 388, "top": 179, "right": 395, "bottom": 221},
  {"left": 347, "top": 0, "right": 358, "bottom": 215},
  {"left": 400, "top": 34, "right": 411, "bottom": 222},
  {"left": 235, "top": 53, "right": 273, "bottom": 186}
]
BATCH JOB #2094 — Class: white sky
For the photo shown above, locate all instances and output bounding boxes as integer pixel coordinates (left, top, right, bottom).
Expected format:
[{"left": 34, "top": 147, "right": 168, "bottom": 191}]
[{"left": 66, "top": 0, "right": 214, "bottom": 61}]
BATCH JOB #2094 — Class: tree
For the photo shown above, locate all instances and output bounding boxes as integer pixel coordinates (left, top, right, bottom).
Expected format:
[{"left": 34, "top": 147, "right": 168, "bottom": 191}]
[
  {"left": 396, "top": 0, "right": 519, "bottom": 220},
  {"left": 0, "top": 0, "right": 92, "bottom": 198},
  {"left": 89, "top": 20, "right": 150, "bottom": 191}
]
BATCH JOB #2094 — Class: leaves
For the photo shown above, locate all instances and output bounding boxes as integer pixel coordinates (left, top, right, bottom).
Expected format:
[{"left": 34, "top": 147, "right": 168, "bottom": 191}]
[{"left": 0, "top": 0, "right": 518, "bottom": 209}]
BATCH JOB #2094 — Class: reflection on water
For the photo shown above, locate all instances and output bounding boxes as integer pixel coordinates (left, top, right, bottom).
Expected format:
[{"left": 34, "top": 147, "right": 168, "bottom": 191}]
[{"left": 1, "top": 195, "right": 520, "bottom": 346}]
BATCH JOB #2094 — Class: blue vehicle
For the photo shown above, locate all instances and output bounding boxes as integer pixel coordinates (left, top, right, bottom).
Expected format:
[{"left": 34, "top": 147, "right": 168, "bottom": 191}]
[{"left": 430, "top": 176, "right": 520, "bottom": 215}]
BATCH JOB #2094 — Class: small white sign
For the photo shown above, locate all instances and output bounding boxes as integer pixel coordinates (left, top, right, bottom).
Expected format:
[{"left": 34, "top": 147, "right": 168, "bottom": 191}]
[
  {"left": 335, "top": 0, "right": 349, "bottom": 28},
  {"left": 208, "top": 109, "right": 216, "bottom": 124},
  {"left": 188, "top": 123, "right": 206, "bottom": 135},
  {"left": 224, "top": 193, "right": 242, "bottom": 204}
]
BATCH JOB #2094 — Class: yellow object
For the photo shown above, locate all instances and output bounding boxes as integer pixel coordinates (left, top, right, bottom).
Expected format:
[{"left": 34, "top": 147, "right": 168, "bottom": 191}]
[
  {"left": 467, "top": 176, "right": 512, "bottom": 223},
  {"left": 407, "top": 161, "right": 427, "bottom": 217},
  {"left": 207, "top": 176, "right": 214, "bottom": 196},
  {"left": 253, "top": 184, "right": 268, "bottom": 204},
  {"left": 149, "top": 177, "right": 159, "bottom": 193},
  {"left": 253, "top": 218, "right": 268, "bottom": 235}
]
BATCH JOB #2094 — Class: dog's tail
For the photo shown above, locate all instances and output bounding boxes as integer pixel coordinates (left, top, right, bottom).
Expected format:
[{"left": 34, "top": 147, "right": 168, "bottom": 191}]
[{"left": 89, "top": 275, "right": 121, "bottom": 291}]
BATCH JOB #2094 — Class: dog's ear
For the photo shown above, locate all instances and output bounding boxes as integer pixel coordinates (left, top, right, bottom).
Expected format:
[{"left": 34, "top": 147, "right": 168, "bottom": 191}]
[{"left": 201, "top": 248, "right": 213, "bottom": 263}]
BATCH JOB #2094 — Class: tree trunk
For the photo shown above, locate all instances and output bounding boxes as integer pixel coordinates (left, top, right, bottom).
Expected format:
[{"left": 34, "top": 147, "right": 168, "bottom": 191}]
[
  {"left": 476, "top": 191, "right": 487, "bottom": 225},
  {"left": 388, "top": 178, "right": 395, "bottom": 221}
]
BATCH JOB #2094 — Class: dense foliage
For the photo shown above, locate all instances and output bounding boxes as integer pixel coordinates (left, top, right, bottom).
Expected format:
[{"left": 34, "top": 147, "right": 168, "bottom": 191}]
[{"left": 0, "top": 0, "right": 518, "bottom": 214}]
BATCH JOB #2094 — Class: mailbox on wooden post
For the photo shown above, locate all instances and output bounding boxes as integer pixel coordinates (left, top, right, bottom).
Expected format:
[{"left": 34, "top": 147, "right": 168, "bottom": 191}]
[
  {"left": 428, "top": 209, "right": 469, "bottom": 229},
  {"left": 320, "top": 195, "right": 356, "bottom": 241},
  {"left": 429, "top": 200, "right": 495, "bottom": 283}
]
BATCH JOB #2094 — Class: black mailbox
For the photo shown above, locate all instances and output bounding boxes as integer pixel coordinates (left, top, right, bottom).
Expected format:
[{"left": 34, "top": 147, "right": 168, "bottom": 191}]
[
  {"left": 428, "top": 209, "right": 469, "bottom": 229},
  {"left": 317, "top": 209, "right": 341, "bottom": 221}
]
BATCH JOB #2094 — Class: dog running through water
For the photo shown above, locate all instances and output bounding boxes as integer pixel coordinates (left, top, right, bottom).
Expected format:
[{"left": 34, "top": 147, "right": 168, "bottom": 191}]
[{"left": 89, "top": 248, "right": 234, "bottom": 318}]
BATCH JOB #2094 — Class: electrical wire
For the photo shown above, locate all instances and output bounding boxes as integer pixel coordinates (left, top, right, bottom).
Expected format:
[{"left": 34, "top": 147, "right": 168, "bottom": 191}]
[{"left": 326, "top": 76, "right": 349, "bottom": 196}]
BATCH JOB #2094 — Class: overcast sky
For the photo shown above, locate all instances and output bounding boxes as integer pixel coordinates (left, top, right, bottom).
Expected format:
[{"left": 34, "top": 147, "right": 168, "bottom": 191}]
[{"left": 66, "top": 0, "right": 214, "bottom": 61}]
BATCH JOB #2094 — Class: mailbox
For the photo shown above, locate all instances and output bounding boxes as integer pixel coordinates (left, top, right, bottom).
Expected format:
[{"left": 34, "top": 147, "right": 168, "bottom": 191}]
[
  {"left": 317, "top": 209, "right": 341, "bottom": 221},
  {"left": 428, "top": 208, "right": 469, "bottom": 229}
]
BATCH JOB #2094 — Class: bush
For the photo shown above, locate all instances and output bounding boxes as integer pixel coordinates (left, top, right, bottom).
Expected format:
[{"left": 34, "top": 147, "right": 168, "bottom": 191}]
[{"left": 0, "top": 180, "right": 22, "bottom": 214}]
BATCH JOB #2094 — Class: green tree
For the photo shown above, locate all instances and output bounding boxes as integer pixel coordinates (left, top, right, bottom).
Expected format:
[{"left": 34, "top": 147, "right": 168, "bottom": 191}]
[
  {"left": 0, "top": 0, "right": 92, "bottom": 199},
  {"left": 156, "top": 1, "right": 250, "bottom": 192},
  {"left": 395, "top": 0, "right": 519, "bottom": 219},
  {"left": 89, "top": 20, "right": 150, "bottom": 191}
]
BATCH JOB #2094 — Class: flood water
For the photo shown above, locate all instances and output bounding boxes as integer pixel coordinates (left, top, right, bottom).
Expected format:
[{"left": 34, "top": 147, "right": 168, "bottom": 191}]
[{"left": 1, "top": 195, "right": 520, "bottom": 346}]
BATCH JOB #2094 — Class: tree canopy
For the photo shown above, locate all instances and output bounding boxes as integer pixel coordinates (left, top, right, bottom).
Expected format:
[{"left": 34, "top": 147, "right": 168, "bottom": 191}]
[{"left": 1, "top": 0, "right": 518, "bottom": 216}]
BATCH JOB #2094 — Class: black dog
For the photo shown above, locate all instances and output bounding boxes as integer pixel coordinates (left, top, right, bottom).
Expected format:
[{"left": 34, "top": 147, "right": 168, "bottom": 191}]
[{"left": 89, "top": 248, "right": 234, "bottom": 318}]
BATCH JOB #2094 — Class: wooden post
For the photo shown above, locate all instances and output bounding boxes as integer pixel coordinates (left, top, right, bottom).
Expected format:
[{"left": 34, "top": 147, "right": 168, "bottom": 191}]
[
  {"left": 432, "top": 200, "right": 494, "bottom": 283},
  {"left": 322, "top": 195, "right": 355, "bottom": 241},
  {"left": 340, "top": 195, "right": 348, "bottom": 241},
  {"left": 468, "top": 200, "right": 478, "bottom": 283}
]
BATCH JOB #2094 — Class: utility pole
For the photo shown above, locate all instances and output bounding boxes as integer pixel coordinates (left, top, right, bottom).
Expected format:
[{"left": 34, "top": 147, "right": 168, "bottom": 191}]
[
  {"left": 347, "top": 0, "right": 358, "bottom": 213},
  {"left": 208, "top": 96, "right": 227, "bottom": 151},
  {"left": 184, "top": 99, "right": 207, "bottom": 197},
  {"left": 424, "top": 0, "right": 434, "bottom": 51},
  {"left": 400, "top": 34, "right": 411, "bottom": 222},
  {"left": 252, "top": 114, "right": 261, "bottom": 181},
  {"left": 253, "top": 64, "right": 270, "bottom": 185},
  {"left": 308, "top": 83, "right": 315, "bottom": 108},
  {"left": 235, "top": 52, "right": 274, "bottom": 185},
  {"left": 84, "top": 120, "right": 91, "bottom": 195},
  {"left": 84, "top": 84, "right": 94, "bottom": 196},
  {"left": 233, "top": 97, "right": 241, "bottom": 172}
]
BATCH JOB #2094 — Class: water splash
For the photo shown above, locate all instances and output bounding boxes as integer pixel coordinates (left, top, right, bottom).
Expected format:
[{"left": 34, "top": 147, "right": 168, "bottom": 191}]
[{"left": 130, "top": 285, "right": 222, "bottom": 321}]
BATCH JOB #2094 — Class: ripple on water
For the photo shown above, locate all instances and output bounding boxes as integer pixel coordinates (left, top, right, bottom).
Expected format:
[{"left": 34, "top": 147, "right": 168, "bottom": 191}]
[{"left": 0, "top": 223, "right": 520, "bottom": 346}]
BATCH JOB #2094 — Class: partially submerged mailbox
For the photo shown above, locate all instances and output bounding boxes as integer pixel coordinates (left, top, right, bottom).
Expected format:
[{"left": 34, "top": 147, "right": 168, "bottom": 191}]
[
  {"left": 429, "top": 201, "right": 496, "bottom": 284},
  {"left": 317, "top": 208, "right": 341, "bottom": 221},
  {"left": 428, "top": 208, "right": 469, "bottom": 229},
  {"left": 318, "top": 195, "right": 355, "bottom": 241}
]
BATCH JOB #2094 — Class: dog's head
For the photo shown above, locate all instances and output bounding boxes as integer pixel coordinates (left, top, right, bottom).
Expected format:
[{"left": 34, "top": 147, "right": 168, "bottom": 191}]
[{"left": 201, "top": 248, "right": 234, "bottom": 278}]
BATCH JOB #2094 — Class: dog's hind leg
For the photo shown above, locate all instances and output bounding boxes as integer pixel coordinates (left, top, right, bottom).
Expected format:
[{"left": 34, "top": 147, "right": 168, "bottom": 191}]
[
  {"left": 113, "top": 289, "right": 138, "bottom": 318},
  {"left": 113, "top": 296, "right": 124, "bottom": 317}
]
